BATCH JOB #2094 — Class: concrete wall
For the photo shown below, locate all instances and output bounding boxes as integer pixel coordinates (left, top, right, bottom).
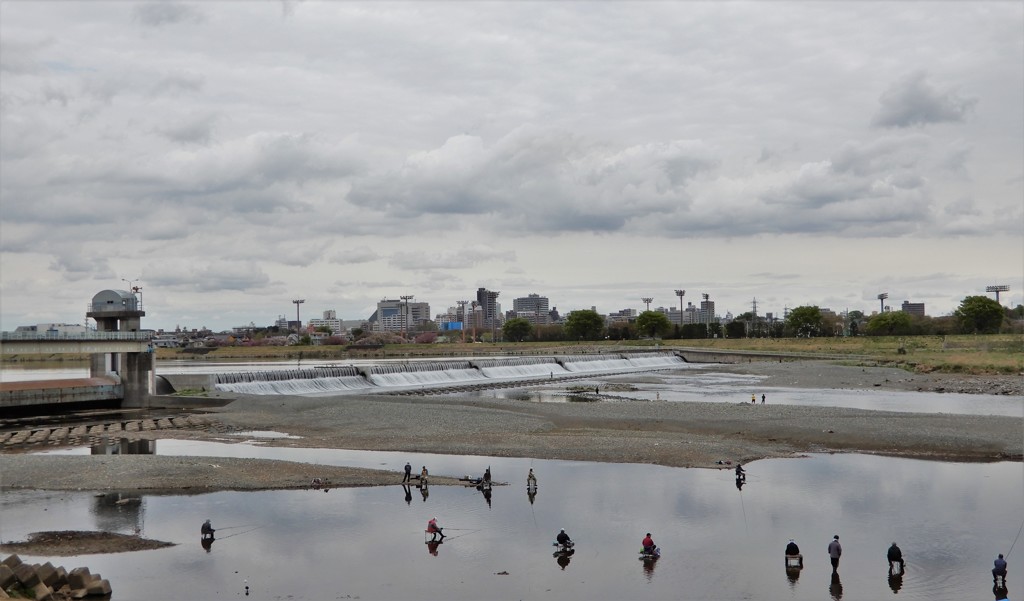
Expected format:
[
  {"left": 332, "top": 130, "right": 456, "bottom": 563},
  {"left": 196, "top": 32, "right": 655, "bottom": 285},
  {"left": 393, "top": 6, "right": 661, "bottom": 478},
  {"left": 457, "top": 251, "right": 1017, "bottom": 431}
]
[{"left": 1, "top": 383, "right": 122, "bottom": 409}]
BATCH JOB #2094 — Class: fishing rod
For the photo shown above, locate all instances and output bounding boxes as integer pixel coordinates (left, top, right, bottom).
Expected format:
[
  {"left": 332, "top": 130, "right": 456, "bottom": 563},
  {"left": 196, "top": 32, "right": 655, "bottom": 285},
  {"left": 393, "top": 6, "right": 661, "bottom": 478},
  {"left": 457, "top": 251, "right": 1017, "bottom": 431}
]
[
  {"left": 1006, "top": 516, "right": 1024, "bottom": 559},
  {"left": 214, "top": 524, "right": 254, "bottom": 531}
]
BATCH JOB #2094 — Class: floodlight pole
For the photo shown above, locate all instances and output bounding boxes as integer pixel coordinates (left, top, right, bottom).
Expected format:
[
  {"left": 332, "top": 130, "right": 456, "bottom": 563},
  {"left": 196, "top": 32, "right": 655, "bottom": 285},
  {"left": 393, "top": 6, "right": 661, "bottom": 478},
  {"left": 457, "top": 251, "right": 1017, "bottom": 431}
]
[
  {"left": 877, "top": 292, "right": 888, "bottom": 314},
  {"left": 400, "top": 295, "right": 414, "bottom": 338},
  {"left": 986, "top": 285, "right": 1010, "bottom": 304},
  {"left": 675, "top": 290, "right": 685, "bottom": 333},
  {"left": 292, "top": 299, "right": 305, "bottom": 333}
]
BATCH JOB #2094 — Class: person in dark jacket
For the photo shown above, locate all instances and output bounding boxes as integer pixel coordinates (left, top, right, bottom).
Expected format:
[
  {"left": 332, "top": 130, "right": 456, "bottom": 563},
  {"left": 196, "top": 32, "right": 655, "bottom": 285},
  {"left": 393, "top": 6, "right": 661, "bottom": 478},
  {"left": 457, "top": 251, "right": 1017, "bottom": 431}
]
[
  {"left": 786, "top": 540, "right": 800, "bottom": 556},
  {"left": 201, "top": 519, "right": 215, "bottom": 540},
  {"left": 887, "top": 542, "right": 905, "bottom": 572},
  {"left": 403, "top": 462, "right": 412, "bottom": 483},
  {"left": 828, "top": 535, "right": 842, "bottom": 572},
  {"left": 993, "top": 553, "right": 1008, "bottom": 582},
  {"left": 556, "top": 529, "right": 573, "bottom": 548}
]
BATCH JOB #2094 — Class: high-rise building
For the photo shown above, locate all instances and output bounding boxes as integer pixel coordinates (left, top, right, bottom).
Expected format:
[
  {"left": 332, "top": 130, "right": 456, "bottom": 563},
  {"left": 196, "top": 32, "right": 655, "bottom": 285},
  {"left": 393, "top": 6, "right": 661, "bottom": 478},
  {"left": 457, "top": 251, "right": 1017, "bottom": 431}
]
[
  {"left": 368, "top": 299, "right": 431, "bottom": 332},
  {"left": 699, "top": 299, "right": 716, "bottom": 325},
  {"left": 513, "top": 293, "right": 550, "bottom": 325},
  {"left": 901, "top": 301, "right": 926, "bottom": 317},
  {"left": 476, "top": 288, "right": 501, "bottom": 330}
]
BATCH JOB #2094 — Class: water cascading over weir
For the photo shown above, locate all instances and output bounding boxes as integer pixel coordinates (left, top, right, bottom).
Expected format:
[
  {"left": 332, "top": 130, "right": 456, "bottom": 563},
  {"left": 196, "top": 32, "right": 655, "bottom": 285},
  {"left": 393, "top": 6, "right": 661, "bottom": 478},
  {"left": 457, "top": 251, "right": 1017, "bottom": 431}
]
[{"left": 211, "top": 353, "right": 686, "bottom": 396}]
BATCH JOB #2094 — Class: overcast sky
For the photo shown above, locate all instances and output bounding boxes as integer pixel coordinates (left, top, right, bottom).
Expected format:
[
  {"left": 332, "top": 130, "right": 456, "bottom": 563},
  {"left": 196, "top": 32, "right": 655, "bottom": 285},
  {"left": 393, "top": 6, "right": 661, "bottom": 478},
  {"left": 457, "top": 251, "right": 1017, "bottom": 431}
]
[{"left": 1, "top": 1, "right": 1021, "bottom": 332}]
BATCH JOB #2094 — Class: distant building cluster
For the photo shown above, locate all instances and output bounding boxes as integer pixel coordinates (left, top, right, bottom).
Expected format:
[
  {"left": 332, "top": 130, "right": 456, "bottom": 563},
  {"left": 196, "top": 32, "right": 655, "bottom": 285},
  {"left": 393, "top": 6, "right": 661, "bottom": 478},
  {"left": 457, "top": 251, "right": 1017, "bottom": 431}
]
[{"left": 10, "top": 285, "right": 973, "bottom": 345}]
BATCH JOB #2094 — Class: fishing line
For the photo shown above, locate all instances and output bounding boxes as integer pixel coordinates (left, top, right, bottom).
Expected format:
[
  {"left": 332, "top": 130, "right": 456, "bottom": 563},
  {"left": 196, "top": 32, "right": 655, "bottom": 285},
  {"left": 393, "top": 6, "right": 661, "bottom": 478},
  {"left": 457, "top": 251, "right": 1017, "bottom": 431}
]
[
  {"left": 1006, "top": 516, "right": 1024, "bottom": 559},
  {"left": 214, "top": 524, "right": 253, "bottom": 530},
  {"left": 218, "top": 525, "right": 265, "bottom": 540},
  {"left": 442, "top": 529, "right": 481, "bottom": 542}
]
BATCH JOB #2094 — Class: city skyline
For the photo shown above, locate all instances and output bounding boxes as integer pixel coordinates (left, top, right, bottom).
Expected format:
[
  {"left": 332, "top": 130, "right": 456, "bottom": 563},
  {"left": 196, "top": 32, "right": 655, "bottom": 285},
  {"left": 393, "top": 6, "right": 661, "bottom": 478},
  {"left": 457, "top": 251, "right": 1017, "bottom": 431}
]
[{"left": 1, "top": 2, "right": 1021, "bottom": 332}]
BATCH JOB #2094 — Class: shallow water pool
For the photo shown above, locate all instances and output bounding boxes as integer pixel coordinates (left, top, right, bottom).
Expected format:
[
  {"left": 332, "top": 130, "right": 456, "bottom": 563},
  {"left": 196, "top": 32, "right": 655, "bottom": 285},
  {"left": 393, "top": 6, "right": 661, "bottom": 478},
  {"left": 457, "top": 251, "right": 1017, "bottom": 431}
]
[{"left": 3, "top": 449, "right": 1021, "bottom": 600}]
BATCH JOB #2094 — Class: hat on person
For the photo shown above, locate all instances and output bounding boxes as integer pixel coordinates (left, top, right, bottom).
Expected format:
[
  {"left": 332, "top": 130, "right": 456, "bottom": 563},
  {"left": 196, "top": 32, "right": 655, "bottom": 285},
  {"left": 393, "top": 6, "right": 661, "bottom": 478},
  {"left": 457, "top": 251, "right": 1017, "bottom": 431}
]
[
  {"left": 560, "top": 528, "right": 565, "bottom": 532},
  {"left": 834, "top": 535, "right": 840, "bottom": 539}
]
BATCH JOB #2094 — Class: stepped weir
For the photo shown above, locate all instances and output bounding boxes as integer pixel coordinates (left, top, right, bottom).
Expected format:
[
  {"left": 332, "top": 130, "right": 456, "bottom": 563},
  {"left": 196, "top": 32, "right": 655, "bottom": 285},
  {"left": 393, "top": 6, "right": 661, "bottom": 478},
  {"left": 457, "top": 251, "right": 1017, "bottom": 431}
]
[{"left": 210, "top": 353, "right": 686, "bottom": 396}]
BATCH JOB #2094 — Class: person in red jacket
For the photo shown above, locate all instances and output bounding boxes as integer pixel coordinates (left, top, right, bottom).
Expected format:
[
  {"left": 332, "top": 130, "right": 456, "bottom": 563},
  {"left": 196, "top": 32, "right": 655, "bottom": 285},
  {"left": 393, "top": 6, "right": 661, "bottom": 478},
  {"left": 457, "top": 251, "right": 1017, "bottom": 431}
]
[{"left": 642, "top": 533, "right": 655, "bottom": 554}]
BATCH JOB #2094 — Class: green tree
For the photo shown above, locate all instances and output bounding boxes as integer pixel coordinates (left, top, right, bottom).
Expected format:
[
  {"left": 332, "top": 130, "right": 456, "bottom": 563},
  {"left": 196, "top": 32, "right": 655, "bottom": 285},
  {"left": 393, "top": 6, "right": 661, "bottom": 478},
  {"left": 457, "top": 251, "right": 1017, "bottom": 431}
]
[
  {"left": 724, "top": 321, "right": 746, "bottom": 338},
  {"left": 606, "top": 322, "right": 635, "bottom": 340},
  {"left": 954, "top": 295, "right": 1005, "bottom": 334},
  {"left": 503, "top": 317, "right": 533, "bottom": 342},
  {"left": 680, "top": 323, "right": 707, "bottom": 339},
  {"left": 785, "top": 306, "right": 823, "bottom": 338},
  {"left": 564, "top": 309, "right": 605, "bottom": 341},
  {"left": 636, "top": 311, "right": 672, "bottom": 338},
  {"left": 865, "top": 311, "right": 912, "bottom": 335}
]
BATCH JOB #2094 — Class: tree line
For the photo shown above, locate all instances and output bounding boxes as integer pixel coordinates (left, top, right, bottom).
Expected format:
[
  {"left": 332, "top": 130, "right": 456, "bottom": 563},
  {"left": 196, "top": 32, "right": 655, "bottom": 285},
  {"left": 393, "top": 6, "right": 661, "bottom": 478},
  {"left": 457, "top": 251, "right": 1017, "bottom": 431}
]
[{"left": 499, "top": 296, "right": 1022, "bottom": 341}]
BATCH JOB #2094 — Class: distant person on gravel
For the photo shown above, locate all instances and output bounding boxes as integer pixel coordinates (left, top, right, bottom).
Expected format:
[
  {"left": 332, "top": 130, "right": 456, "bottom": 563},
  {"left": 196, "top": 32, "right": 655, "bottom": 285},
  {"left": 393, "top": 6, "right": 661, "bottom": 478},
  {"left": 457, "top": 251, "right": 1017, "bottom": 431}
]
[{"left": 403, "top": 462, "right": 412, "bottom": 483}]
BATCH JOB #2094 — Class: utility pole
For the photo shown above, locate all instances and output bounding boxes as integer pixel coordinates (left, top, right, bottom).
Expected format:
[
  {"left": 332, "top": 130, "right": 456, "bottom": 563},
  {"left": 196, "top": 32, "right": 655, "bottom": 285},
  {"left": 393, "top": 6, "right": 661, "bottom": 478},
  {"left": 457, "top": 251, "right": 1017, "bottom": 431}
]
[
  {"left": 702, "top": 293, "right": 710, "bottom": 337},
  {"left": 400, "top": 295, "right": 414, "bottom": 338},
  {"left": 292, "top": 299, "right": 305, "bottom": 334},
  {"left": 457, "top": 300, "right": 468, "bottom": 343},
  {"left": 122, "top": 278, "right": 143, "bottom": 310}
]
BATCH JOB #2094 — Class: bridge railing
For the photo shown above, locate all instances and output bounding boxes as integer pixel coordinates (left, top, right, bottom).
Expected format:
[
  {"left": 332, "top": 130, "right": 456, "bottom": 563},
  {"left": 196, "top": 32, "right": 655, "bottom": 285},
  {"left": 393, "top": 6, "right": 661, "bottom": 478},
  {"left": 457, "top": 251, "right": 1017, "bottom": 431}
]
[{"left": 1, "top": 331, "right": 154, "bottom": 341}]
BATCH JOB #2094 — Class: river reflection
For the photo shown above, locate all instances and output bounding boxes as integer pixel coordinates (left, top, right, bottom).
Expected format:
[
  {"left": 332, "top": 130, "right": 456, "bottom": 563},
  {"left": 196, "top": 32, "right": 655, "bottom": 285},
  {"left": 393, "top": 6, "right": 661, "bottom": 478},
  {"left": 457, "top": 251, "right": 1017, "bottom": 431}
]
[{"left": 1, "top": 452, "right": 1020, "bottom": 601}]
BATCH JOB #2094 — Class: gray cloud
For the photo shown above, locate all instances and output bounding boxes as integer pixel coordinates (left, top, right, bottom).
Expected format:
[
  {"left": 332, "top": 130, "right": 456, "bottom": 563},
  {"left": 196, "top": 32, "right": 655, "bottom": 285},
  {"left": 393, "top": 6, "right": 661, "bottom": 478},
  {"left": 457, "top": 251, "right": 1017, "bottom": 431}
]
[
  {"left": 388, "top": 246, "right": 516, "bottom": 270},
  {"left": 329, "top": 247, "right": 381, "bottom": 265},
  {"left": 348, "top": 127, "right": 717, "bottom": 234},
  {"left": 142, "top": 261, "right": 271, "bottom": 292},
  {"left": 156, "top": 114, "right": 218, "bottom": 145},
  {"left": 133, "top": 3, "right": 205, "bottom": 28},
  {"left": 150, "top": 72, "right": 205, "bottom": 97},
  {"left": 872, "top": 72, "right": 977, "bottom": 128}
]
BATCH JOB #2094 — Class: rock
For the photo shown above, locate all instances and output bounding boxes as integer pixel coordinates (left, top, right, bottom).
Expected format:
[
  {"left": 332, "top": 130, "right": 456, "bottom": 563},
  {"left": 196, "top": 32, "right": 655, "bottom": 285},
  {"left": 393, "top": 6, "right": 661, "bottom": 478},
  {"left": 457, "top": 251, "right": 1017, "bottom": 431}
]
[
  {"left": 14, "top": 562, "right": 40, "bottom": 587},
  {"left": 0, "top": 564, "right": 16, "bottom": 589},
  {"left": 84, "top": 578, "right": 111, "bottom": 596},
  {"left": 67, "top": 567, "right": 92, "bottom": 590},
  {"left": 0, "top": 555, "right": 21, "bottom": 569},
  {"left": 31, "top": 581, "right": 53, "bottom": 601},
  {"left": 36, "top": 562, "right": 58, "bottom": 587}
]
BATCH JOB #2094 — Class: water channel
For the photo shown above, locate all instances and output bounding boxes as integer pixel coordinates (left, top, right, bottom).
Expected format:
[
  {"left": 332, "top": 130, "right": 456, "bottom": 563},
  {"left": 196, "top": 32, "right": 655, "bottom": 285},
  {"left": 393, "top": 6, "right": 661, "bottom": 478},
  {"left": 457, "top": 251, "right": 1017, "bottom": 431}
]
[{"left": 3, "top": 443, "right": 1022, "bottom": 601}]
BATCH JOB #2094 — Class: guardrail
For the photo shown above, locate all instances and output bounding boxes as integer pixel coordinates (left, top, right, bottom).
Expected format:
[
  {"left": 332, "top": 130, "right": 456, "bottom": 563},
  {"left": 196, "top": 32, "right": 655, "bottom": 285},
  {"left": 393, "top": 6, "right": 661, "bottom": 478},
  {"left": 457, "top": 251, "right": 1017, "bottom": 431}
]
[{"left": 1, "top": 331, "right": 153, "bottom": 341}]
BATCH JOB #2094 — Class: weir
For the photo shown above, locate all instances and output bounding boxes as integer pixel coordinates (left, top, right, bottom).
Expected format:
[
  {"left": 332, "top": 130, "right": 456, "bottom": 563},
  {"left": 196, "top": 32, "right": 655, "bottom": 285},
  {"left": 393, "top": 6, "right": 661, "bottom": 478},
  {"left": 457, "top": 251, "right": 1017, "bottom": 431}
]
[{"left": 210, "top": 353, "right": 687, "bottom": 396}]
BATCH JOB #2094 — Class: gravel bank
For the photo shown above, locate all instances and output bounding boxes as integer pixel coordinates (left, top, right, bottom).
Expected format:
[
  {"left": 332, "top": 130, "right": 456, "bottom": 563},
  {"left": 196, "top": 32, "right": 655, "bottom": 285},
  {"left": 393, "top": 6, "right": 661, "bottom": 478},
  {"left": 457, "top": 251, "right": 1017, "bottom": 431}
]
[{"left": 1, "top": 361, "right": 1020, "bottom": 495}]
